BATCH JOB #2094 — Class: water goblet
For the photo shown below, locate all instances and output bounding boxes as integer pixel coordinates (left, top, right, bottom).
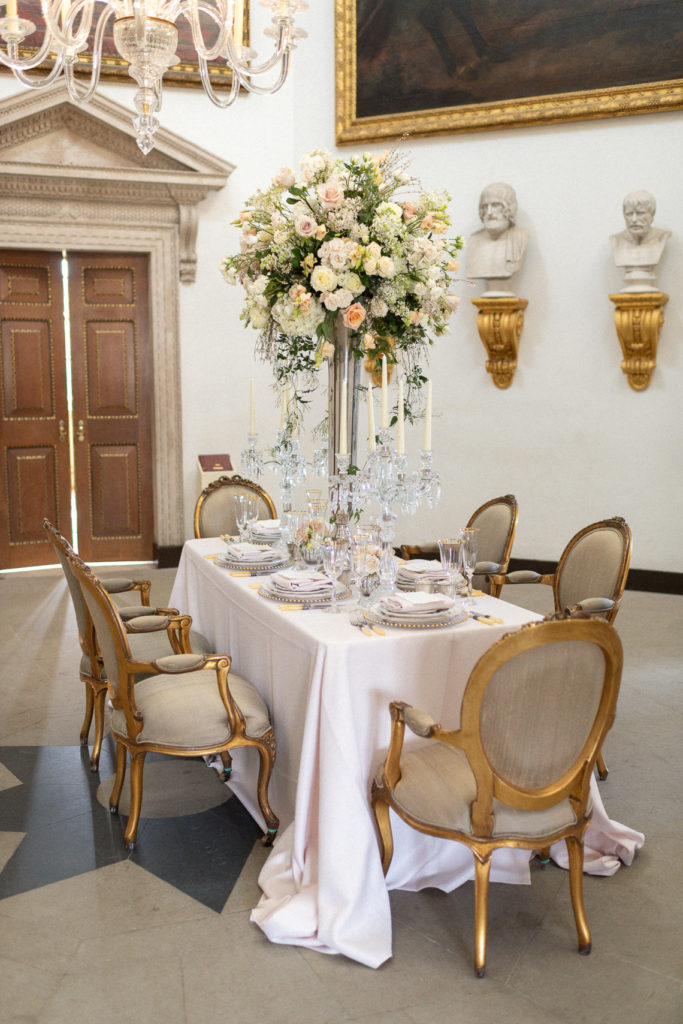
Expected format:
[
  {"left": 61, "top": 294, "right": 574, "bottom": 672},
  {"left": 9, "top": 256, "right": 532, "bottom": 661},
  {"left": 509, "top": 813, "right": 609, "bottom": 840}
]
[
  {"left": 245, "top": 494, "right": 260, "bottom": 539},
  {"left": 350, "top": 532, "right": 369, "bottom": 587},
  {"left": 287, "top": 510, "right": 311, "bottom": 567},
  {"left": 459, "top": 527, "right": 479, "bottom": 605},
  {"left": 233, "top": 494, "right": 248, "bottom": 540},
  {"left": 321, "top": 538, "right": 348, "bottom": 614},
  {"left": 438, "top": 537, "right": 462, "bottom": 584}
]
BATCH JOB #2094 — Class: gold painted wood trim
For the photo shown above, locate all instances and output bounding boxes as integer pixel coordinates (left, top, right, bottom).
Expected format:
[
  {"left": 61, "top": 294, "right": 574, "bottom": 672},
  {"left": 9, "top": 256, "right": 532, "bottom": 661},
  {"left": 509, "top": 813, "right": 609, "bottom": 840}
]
[
  {"left": 609, "top": 292, "right": 669, "bottom": 391},
  {"left": 471, "top": 297, "right": 528, "bottom": 389},
  {"left": 335, "top": 1, "right": 683, "bottom": 144}
]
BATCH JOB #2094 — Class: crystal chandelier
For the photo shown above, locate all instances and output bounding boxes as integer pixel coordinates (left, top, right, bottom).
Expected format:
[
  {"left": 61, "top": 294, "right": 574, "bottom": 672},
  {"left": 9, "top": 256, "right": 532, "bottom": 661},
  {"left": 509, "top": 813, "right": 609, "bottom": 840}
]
[{"left": 0, "top": 0, "right": 308, "bottom": 153}]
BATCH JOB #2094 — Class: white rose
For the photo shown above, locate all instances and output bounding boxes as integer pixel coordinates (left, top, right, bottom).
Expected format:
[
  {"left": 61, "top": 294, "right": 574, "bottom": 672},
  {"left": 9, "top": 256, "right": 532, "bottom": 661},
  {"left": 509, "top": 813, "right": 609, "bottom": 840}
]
[
  {"left": 273, "top": 230, "right": 288, "bottom": 244},
  {"left": 323, "top": 290, "right": 340, "bottom": 311},
  {"left": 363, "top": 258, "right": 377, "bottom": 276},
  {"left": 366, "top": 241, "right": 381, "bottom": 261},
  {"left": 295, "top": 215, "right": 318, "bottom": 238},
  {"left": 310, "top": 265, "right": 338, "bottom": 292},
  {"left": 334, "top": 287, "right": 354, "bottom": 309},
  {"left": 377, "top": 256, "right": 396, "bottom": 279},
  {"left": 340, "top": 271, "right": 365, "bottom": 296},
  {"left": 444, "top": 294, "right": 460, "bottom": 311},
  {"left": 317, "top": 177, "right": 345, "bottom": 209},
  {"left": 273, "top": 166, "right": 296, "bottom": 187}
]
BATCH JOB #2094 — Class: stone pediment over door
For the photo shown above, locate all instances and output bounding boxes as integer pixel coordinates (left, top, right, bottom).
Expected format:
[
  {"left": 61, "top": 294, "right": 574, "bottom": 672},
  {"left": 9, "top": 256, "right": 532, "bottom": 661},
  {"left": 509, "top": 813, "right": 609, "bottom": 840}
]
[{"left": 0, "top": 83, "right": 234, "bottom": 551}]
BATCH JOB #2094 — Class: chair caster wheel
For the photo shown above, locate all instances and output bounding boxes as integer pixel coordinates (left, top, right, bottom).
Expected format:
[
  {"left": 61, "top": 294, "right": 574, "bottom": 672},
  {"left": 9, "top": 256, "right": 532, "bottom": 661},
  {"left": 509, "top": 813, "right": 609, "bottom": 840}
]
[
  {"left": 109, "top": 806, "right": 119, "bottom": 816},
  {"left": 125, "top": 840, "right": 136, "bottom": 851}
]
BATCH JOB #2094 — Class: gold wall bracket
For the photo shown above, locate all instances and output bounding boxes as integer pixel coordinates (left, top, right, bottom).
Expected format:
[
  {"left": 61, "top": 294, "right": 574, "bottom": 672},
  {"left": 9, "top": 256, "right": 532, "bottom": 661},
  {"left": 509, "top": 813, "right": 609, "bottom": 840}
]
[
  {"left": 471, "top": 296, "right": 528, "bottom": 389},
  {"left": 609, "top": 292, "right": 669, "bottom": 391}
]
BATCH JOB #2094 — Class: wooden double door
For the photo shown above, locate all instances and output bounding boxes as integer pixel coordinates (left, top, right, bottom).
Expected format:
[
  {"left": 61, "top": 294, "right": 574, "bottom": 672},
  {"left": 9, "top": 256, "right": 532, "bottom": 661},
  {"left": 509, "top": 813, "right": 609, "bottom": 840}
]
[{"left": 0, "top": 250, "right": 154, "bottom": 568}]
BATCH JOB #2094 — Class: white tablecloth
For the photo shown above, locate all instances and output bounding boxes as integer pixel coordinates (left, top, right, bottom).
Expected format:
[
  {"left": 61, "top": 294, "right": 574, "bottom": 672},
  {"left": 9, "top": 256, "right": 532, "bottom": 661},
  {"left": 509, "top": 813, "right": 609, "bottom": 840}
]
[{"left": 170, "top": 538, "right": 644, "bottom": 967}]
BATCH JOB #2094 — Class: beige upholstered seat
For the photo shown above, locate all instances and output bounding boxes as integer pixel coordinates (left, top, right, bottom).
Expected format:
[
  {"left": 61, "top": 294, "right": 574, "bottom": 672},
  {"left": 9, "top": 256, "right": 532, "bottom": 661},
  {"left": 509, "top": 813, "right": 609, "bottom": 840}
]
[
  {"left": 194, "top": 473, "right": 277, "bottom": 538},
  {"left": 372, "top": 614, "right": 623, "bottom": 978},
  {"left": 44, "top": 520, "right": 212, "bottom": 771},
  {"left": 489, "top": 517, "right": 631, "bottom": 780},
  {"left": 67, "top": 546, "right": 279, "bottom": 850}
]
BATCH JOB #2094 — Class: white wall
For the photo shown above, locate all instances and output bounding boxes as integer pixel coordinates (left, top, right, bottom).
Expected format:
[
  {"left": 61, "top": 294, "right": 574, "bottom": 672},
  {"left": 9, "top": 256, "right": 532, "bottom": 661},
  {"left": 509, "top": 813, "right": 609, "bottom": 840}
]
[{"left": 2, "top": 1, "right": 681, "bottom": 570}]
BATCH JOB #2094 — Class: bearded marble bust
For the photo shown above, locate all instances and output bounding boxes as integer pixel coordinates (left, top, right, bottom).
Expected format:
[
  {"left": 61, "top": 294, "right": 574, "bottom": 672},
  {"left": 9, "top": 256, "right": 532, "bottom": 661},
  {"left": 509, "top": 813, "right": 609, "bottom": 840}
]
[
  {"left": 610, "top": 190, "right": 670, "bottom": 292},
  {"left": 466, "top": 183, "right": 528, "bottom": 296}
]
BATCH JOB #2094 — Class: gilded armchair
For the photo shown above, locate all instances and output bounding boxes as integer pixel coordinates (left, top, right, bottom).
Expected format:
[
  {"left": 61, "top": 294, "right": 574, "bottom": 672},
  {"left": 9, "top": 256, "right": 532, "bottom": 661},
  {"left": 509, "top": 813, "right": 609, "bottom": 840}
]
[{"left": 372, "top": 614, "right": 623, "bottom": 977}]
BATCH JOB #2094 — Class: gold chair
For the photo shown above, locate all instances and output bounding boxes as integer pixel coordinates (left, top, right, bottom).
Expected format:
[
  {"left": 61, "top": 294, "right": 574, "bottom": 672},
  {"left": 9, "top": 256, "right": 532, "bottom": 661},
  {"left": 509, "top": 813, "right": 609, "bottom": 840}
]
[
  {"left": 398, "top": 494, "right": 518, "bottom": 597},
  {"left": 467, "top": 494, "right": 518, "bottom": 597},
  {"left": 67, "top": 545, "right": 279, "bottom": 850},
  {"left": 489, "top": 516, "right": 631, "bottom": 779},
  {"left": 44, "top": 519, "right": 211, "bottom": 771},
  {"left": 372, "top": 614, "right": 623, "bottom": 978},
  {"left": 194, "top": 473, "right": 277, "bottom": 539}
]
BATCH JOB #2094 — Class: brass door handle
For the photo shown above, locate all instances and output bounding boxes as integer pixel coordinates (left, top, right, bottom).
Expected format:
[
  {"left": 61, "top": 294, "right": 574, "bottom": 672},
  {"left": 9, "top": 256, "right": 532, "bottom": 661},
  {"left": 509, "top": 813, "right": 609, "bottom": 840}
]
[
  {"left": 77, "top": 419, "right": 85, "bottom": 442},
  {"left": 58, "top": 420, "right": 67, "bottom": 442}
]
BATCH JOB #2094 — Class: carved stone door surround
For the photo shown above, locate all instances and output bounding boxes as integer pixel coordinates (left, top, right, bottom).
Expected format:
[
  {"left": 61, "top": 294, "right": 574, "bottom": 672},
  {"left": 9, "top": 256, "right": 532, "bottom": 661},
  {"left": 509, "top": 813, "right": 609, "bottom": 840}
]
[{"left": 0, "top": 83, "right": 233, "bottom": 551}]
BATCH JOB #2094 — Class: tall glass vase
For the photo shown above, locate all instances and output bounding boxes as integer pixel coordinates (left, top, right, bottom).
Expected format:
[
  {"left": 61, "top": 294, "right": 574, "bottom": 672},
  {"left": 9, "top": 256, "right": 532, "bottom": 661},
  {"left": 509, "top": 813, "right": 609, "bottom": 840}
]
[
  {"left": 327, "top": 314, "right": 360, "bottom": 542},
  {"left": 327, "top": 313, "right": 360, "bottom": 477}
]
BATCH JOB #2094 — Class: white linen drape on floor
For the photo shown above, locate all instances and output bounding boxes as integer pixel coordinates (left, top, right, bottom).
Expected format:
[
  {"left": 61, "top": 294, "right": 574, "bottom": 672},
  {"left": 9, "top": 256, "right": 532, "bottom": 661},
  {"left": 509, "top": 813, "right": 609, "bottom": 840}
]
[{"left": 170, "top": 539, "right": 644, "bottom": 968}]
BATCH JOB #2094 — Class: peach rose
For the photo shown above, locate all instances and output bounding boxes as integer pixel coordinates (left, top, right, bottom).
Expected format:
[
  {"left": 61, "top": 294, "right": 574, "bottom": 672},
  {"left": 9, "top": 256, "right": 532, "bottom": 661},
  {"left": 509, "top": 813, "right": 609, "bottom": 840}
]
[
  {"left": 317, "top": 178, "right": 344, "bottom": 209},
  {"left": 402, "top": 201, "right": 417, "bottom": 221},
  {"left": 273, "top": 167, "right": 296, "bottom": 187},
  {"left": 342, "top": 302, "right": 367, "bottom": 331}
]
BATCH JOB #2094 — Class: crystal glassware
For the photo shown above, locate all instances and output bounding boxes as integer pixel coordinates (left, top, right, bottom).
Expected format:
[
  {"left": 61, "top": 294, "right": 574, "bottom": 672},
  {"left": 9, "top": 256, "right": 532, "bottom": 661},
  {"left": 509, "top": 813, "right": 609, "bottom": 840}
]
[
  {"left": 321, "top": 538, "right": 348, "bottom": 614},
  {"left": 459, "top": 527, "right": 479, "bottom": 605},
  {"left": 233, "top": 494, "right": 248, "bottom": 540},
  {"left": 245, "top": 494, "right": 260, "bottom": 539},
  {"left": 438, "top": 537, "right": 462, "bottom": 584},
  {"left": 350, "top": 532, "right": 369, "bottom": 587}
]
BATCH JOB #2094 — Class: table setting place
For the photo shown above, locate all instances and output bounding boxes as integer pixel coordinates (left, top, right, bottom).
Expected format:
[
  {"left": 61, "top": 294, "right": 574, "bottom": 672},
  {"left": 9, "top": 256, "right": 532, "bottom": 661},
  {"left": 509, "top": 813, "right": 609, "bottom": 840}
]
[{"left": 213, "top": 537, "right": 292, "bottom": 575}]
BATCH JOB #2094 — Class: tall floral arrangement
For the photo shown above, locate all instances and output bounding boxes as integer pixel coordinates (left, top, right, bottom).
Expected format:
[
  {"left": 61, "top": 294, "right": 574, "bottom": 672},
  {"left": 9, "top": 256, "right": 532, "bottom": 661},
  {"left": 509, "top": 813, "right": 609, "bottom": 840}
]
[{"left": 221, "top": 147, "right": 463, "bottom": 417}]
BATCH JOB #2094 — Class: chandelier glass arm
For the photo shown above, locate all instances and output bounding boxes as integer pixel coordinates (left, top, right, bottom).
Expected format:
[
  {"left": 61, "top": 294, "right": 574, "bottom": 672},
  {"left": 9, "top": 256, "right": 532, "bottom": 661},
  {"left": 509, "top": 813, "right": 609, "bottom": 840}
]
[
  {"left": 62, "top": 6, "right": 114, "bottom": 103},
  {"left": 198, "top": 53, "right": 240, "bottom": 107}
]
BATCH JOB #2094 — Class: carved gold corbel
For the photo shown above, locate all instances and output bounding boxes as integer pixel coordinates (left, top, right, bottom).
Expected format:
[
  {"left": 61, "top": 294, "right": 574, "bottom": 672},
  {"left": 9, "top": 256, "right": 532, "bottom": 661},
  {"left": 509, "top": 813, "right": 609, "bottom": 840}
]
[
  {"left": 609, "top": 292, "right": 668, "bottom": 391},
  {"left": 471, "top": 296, "right": 528, "bottom": 388}
]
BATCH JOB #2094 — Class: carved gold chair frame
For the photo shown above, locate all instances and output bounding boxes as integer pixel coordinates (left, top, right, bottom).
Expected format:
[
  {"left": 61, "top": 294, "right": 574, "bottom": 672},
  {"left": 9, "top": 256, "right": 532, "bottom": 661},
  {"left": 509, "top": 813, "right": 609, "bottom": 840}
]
[
  {"left": 193, "top": 473, "right": 277, "bottom": 538},
  {"left": 65, "top": 547, "right": 279, "bottom": 849},
  {"left": 371, "top": 615, "right": 623, "bottom": 977}
]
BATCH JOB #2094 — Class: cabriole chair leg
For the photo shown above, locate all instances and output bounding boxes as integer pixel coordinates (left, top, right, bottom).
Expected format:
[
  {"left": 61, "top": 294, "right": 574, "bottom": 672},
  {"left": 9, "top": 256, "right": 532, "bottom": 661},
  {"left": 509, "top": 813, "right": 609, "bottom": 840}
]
[
  {"left": 473, "top": 854, "right": 492, "bottom": 978},
  {"left": 80, "top": 682, "right": 94, "bottom": 744},
  {"left": 255, "top": 736, "right": 279, "bottom": 845},
  {"left": 109, "top": 741, "right": 127, "bottom": 815},
  {"left": 566, "top": 835, "right": 592, "bottom": 955},
  {"left": 124, "top": 750, "right": 147, "bottom": 850},
  {"left": 595, "top": 751, "right": 609, "bottom": 780}
]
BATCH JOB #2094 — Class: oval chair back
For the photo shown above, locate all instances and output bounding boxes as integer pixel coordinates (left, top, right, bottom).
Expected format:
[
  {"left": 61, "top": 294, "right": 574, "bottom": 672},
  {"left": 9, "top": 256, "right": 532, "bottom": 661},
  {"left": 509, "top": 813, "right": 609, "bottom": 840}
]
[
  {"left": 194, "top": 474, "right": 277, "bottom": 538},
  {"left": 467, "top": 494, "right": 518, "bottom": 596},
  {"left": 554, "top": 517, "right": 632, "bottom": 622}
]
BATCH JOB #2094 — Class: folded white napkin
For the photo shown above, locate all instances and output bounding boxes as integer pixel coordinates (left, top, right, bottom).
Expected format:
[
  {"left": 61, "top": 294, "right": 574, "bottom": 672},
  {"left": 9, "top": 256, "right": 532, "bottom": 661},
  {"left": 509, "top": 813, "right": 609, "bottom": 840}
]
[
  {"left": 224, "top": 542, "right": 281, "bottom": 562},
  {"left": 397, "top": 559, "right": 449, "bottom": 580},
  {"left": 270, "top": 569, "right": 332, "bottom": 593},
  {"left": 251, "top": 519, "right": 281, "bottom": 535},
  {"left": 379, "top": 591, "right": 455, "bottom": 616}
]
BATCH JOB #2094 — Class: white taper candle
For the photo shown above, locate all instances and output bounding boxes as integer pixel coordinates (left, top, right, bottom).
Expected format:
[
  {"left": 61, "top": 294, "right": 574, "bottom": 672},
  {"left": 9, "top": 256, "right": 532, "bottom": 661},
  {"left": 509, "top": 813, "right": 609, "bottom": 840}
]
[
  {"left": 367, "top": 383, "right": 376, "bottom": 451},
  {"left": 381, "top": 355, "right": 388, "bottom": 428},
  {"left": 397, "top": 377, "right": 405, "bottom": 455},
  {"left": 249, "top": 377, "right": 255, "bottom": 434},
  {"left": 424, "top": 379, "right": 432, "bottom": 450}
]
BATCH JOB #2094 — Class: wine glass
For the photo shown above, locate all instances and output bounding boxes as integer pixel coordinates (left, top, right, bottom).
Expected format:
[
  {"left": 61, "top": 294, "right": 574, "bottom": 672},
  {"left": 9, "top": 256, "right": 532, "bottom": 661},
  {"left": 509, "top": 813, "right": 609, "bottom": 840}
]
[
  {"left": 350, "top": 532, "right": 370, "bottom": 587},
  {"left": 321, "top": 538, "right": 348, "bottom": 614},
  {"left": 245, "top": 494, "right": 260, "bottom": 539},
  {"left": 233, "top": 494, "right": 248, "bottom": 540},
  {"left": 459, "top": 527, "right": 479, "bottom": 605},
  {"left": 437, "top": 537, "right": 462, "bottom": 598}
]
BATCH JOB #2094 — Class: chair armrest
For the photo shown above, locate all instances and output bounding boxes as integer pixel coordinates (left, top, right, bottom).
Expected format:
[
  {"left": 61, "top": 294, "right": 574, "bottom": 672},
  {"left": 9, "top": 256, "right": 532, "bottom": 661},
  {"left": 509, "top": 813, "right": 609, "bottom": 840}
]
[
  {"left": 125, "top": 614, "right": 171, "bottom": 633},
  {"left": 117, "top": 604, "right": 179, "bottom": 621},
  {"left": 475, "top": 561, "right": 500, "bottom": 574},
  {"left": 102, "top": 577, "right": 151, "bottom": 606},
  {"left": 152, "top": 653, "right": 207, "bottom": 673},
  {"left": 577, "top": 596, "right": 616, "bottom": 615},
  {"left": 403, "top": 705, "right": 439, "bottom": 737}
]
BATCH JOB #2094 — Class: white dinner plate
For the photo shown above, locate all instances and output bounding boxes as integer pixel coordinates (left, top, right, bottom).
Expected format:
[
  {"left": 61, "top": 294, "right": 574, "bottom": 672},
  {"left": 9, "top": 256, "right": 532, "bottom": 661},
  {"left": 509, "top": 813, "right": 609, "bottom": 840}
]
[
  {"left": 215, "top": 554, "right": 292, "bottom": 573},
  {"left": 259, "top": 577, "right": 351, "bottom": 606},
  {"left": 365, "top": 605, "right": 468, "bottom": 630}
]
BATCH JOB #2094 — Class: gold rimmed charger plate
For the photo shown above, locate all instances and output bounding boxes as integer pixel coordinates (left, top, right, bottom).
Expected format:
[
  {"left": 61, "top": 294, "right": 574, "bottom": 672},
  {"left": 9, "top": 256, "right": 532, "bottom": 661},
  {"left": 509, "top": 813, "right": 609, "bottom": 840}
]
[
  {"left": 216, "top": 555, "right": 292, "bottom": 575},
  {"left": 258, "top": 579, "right": 351, "bottom": 606},
  {"left": 364, "top": 607, "right": 468, "bottom": 630}
]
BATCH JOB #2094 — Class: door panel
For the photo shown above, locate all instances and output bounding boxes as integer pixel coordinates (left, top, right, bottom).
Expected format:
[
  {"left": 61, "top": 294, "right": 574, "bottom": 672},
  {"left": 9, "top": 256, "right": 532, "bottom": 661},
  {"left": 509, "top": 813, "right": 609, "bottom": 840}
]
[
  {"left": 68, "top": 253, "right": 153, "bottom": 562},
  {"left": 0, "top": 251, "right": 71, "bottom": 568}
]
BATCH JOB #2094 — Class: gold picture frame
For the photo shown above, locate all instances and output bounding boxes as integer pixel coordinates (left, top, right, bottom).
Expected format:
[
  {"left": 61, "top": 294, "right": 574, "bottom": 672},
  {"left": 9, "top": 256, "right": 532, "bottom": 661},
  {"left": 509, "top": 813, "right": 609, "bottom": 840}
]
[
  {"left": 335, "top": 0, "right": 683, "bottom": 145},
  {"left": 4, "top": 1, "right": 250, "bottom": 90}
]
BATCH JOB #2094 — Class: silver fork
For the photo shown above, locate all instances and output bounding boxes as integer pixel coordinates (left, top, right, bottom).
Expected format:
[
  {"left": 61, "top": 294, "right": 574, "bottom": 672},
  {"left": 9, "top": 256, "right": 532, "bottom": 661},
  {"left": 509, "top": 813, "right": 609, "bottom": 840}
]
[{"left": 349, "top": 609, "right": 374, "bottom": 637}]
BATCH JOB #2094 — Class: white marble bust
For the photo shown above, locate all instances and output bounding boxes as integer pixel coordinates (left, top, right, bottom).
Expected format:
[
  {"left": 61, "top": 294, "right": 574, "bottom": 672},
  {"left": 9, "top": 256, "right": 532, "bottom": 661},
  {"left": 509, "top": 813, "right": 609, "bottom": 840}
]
[
  {"left": 610, "top": 190, "right": 671, "bottom": 292},
  {"left": 466, "top": 183, "right": 529, "bottom": 296}
]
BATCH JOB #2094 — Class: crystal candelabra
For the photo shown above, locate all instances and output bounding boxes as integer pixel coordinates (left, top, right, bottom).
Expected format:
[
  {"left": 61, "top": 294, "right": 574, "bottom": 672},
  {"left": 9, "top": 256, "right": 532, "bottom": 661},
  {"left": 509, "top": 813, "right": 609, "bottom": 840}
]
[
  {"left": 0, "top": 0, "right": 309, "bottom": 154},
  {"left": 325, "top": 430, "right": 440, "bottom": 596},
  {"left": 241, "top": 428, "right": 325, "bottom": 514}
]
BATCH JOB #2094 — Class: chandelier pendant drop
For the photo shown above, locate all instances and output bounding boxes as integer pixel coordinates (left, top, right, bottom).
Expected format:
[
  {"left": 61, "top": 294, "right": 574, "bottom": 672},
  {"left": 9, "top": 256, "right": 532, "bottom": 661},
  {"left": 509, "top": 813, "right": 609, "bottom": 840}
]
[{"left": 0, "top": 0, "right": 308, "bottom": 154}]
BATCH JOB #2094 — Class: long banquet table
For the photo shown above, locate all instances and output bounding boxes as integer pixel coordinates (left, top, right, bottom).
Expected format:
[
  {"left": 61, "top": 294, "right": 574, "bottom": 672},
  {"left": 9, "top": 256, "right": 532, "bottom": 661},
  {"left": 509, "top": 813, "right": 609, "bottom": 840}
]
[{"left": 170, "top": 537, "right": 644, "bottom": 968}]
